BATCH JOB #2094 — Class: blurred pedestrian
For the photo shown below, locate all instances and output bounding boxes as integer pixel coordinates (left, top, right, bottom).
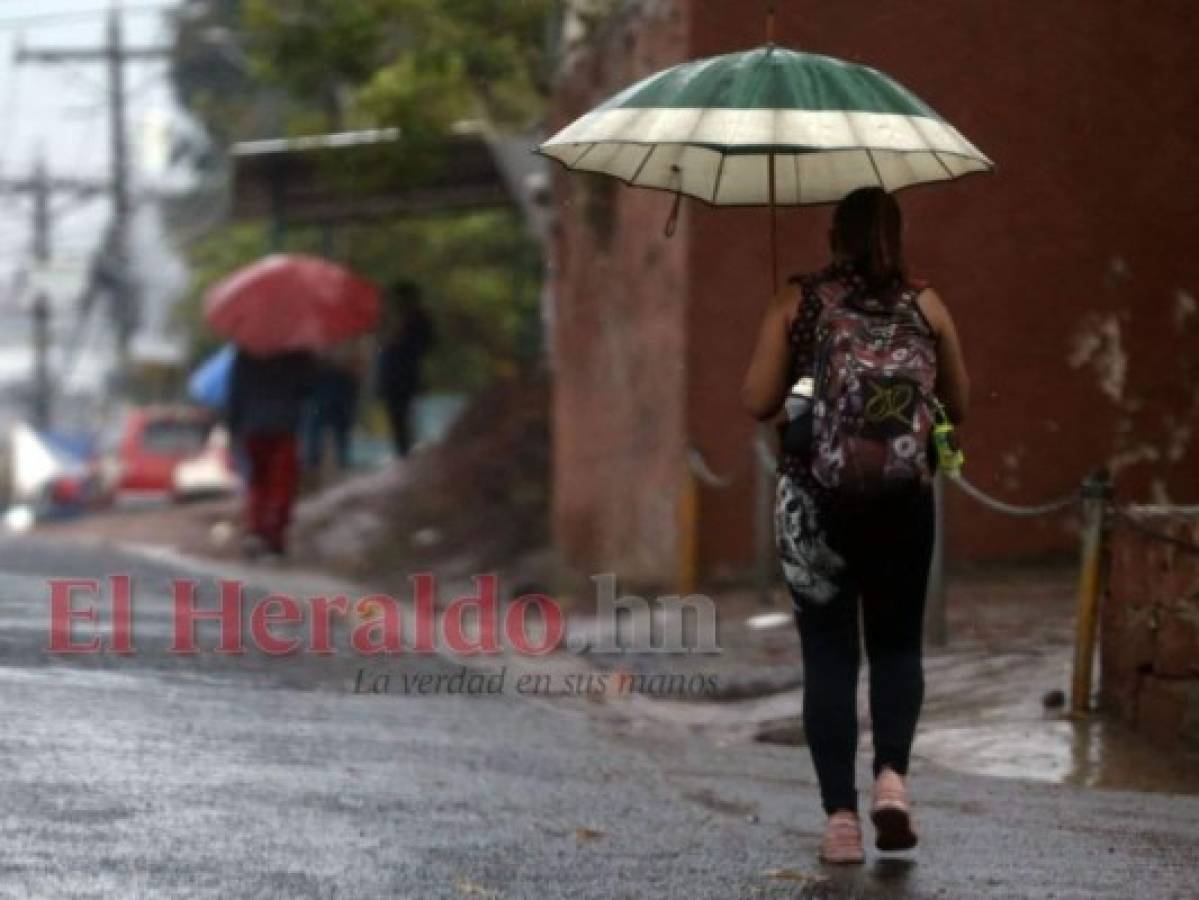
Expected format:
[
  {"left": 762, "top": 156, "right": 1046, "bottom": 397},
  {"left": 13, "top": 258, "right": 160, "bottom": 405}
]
[
  {"left": 228, "top": 348, "right": 318, "bottom": 558},
  {"left": 741, "top": 187, "right": 970, "bottom": 864},
  {"left": 376, "top": 281, "right": 436, "bottom": 457},
  {"left": 304, "top": 340, "right": 366, "bottom": 473}
]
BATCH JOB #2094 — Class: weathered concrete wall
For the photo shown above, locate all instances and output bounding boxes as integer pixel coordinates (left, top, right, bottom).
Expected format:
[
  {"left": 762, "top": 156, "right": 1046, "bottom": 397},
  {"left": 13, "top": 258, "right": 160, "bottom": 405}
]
[
  {"left": 1103, "top": 514, "right": 1199, "bottom": 746},
  {"left": 550, "top": 0, "right": 1199, "bottom": 582},
  {"left": 548, "top": 0, "right": 691, "bottom": 582}
]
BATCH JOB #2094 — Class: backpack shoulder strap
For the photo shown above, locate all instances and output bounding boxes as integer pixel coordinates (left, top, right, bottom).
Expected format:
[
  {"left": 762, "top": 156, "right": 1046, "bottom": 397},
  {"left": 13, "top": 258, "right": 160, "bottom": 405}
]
[
  {"left": 899, "top": 278, "right": 936, "bottom": 335},
  {"left": 787, "top": 273, "right": 825, "bottom": 382}
]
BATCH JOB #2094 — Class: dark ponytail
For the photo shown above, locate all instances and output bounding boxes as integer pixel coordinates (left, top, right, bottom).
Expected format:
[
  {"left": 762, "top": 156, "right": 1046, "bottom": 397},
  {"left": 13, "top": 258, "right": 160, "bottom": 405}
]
[{"left": 831, "top": 187, "right": 905, "bottom": 292}]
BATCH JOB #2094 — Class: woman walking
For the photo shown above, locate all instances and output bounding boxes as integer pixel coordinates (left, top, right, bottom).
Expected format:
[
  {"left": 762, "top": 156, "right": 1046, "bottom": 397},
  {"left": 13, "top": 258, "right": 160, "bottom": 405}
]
[{"left": 741, "top": 187, "right": 970, "bottom": 863}]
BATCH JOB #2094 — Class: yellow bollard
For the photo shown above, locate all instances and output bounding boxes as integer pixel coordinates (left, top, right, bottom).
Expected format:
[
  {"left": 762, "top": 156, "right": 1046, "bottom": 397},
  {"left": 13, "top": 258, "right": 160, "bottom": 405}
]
[{"left": 1070, "top": 470, "right": 1111, "bottom": 717}]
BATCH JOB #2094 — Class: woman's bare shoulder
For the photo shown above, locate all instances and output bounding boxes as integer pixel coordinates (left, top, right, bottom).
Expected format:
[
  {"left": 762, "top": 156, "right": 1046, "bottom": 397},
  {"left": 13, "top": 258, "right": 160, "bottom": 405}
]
[
  {"left": 769, "top": 280, "right": 805, "bottom": 327},
  {"left": 914, "top": 285, "right": 953, "bottom": 333}
]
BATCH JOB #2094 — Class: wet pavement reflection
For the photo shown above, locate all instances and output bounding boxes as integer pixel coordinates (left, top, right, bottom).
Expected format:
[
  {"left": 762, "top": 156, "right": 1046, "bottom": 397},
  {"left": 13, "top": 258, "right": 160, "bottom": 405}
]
[
  {"left": 624, "top": 566, "right": 1199, "bottom": 798},
  {"left": 917, "top": 566, "right": 1199, "bottom": 794}
]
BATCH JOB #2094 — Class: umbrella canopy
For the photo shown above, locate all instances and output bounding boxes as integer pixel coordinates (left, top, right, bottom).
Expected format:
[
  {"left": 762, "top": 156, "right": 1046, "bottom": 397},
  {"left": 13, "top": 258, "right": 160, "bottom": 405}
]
[
  {"left": 540, "top": 46, "right": 992, "bottom": 207},
  {"left": 204, "top": 254, "right": 380, "bottom": 356}
]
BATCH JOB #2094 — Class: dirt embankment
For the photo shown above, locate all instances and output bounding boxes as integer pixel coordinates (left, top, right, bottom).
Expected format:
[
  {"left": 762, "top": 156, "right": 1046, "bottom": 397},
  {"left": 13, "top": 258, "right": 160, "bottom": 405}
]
[{"left": 291, "top": 375, "right": 552, "bottom": 589}]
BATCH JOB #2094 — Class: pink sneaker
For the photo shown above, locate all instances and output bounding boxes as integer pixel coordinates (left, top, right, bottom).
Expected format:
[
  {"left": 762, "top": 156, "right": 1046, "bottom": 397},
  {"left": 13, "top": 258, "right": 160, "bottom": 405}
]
[
  {"left": 871, "top": 768, "right": 918, "bottom": 851},
  {"left": 818, "top": 810, "right": 865, "bottom": 864}
]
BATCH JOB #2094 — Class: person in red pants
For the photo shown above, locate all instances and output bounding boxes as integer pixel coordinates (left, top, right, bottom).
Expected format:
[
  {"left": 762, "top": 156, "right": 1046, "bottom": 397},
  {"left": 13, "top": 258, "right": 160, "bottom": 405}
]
[{"left": 227, "top": 349, "right": 317, "bottom": 558}]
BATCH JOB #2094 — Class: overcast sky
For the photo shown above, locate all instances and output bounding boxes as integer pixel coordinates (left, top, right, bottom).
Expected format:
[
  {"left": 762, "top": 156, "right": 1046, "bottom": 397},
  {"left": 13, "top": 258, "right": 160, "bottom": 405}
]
[
  {"left": 0, "top": 1, "right": 187, "bottom": 398},
  {"left": 0, "top": 0, "right": 181, "bottom": 270}
]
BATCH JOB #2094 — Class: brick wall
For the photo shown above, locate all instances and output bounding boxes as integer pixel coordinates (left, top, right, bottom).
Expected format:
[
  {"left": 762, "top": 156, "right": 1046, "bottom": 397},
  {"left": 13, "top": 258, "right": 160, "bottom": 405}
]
[
  {"left": 1103, "top": 514, "right": 1199, "bottom": 747},
  {"left": 549, "top": 1, "right": 1199, "bottom": 583}
]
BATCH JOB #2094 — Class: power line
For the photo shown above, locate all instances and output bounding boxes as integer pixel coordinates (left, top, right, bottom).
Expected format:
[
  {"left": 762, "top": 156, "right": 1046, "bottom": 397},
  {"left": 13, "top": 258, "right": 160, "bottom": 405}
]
[
  {"left": 0, "top": 0, "right": 169, "bottom": 6},
  {"left": 0, "top": 5, "right": 177, "bottom": 31}
]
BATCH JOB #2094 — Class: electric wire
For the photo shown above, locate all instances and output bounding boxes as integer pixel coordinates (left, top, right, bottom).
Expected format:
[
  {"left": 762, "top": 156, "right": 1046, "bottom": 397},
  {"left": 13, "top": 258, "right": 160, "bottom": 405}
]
[{"left": 0, "top": 5, "right": 177, "bottom": 32}]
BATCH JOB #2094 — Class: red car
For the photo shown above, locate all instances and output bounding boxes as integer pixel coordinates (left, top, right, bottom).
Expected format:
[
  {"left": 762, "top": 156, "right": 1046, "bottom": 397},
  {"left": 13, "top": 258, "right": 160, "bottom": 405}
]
[{"left": 97, "top": 406, "right": 219, "bottom": 502}]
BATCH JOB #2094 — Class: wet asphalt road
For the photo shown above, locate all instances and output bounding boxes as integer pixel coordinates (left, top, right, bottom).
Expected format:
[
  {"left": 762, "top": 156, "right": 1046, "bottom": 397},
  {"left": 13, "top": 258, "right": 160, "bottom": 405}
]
[{"left": 0, "top": 536, "right": 1196, "bottom": 899}]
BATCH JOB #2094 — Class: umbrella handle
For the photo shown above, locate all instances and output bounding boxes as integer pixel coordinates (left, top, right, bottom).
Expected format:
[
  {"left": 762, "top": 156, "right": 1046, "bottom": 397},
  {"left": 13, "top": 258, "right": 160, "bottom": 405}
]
[{"left": 766, "top": 0, "right": 776, "bottom": 45}]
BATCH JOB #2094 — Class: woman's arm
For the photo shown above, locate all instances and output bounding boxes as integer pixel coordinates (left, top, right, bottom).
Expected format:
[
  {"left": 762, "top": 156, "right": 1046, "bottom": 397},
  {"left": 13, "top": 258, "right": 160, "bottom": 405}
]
[
  {"left": 741, "top": 285, "right": 800, "bottom": 421},
  {"left": 916, "top": 288, "right": 970, "bottom": 424}
]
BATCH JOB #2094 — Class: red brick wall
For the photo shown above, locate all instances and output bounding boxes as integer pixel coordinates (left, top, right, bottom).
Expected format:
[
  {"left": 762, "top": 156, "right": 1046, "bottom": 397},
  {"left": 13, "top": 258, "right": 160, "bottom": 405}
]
[
  {"left": 1104, "top": 514, "right": 1199, "bottom": 746},
  {"left": 550, "top": 1, "right": 1199, "bottom": 581}
]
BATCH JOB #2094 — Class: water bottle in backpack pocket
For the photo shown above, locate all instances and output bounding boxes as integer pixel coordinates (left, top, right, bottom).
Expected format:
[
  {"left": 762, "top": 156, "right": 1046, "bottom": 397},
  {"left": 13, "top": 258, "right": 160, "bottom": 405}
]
[{"left": 779, "top": 376, "right": 815, "bottom": 459}]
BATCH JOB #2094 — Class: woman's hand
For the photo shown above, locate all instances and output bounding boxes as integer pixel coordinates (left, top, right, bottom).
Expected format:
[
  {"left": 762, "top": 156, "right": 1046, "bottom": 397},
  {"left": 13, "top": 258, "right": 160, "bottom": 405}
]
[{"left": 741, "top": 285, "right": 800, "bottom": 421}]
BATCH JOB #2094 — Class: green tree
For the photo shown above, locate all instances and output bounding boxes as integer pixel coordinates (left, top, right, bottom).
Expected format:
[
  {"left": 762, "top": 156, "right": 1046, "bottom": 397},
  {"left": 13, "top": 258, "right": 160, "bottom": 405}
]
[
  {"left": 168, "top": 1, "right": 558, "bottom": 392},
  {"left": 174, "top": 211, "right": 542, "bottom": 392},
  {"left": 242, "top": 0, "right": 561, "bottom": 133}
]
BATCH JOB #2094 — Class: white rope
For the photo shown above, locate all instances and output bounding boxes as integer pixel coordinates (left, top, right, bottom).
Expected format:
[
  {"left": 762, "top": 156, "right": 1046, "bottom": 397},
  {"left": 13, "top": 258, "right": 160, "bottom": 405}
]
[
  {"left": 687, "top": 431, "right": 780, "bottom": 489},
  {"left": 754, "top": 431, "right": 778, "bottom": 474},
  {"left": 1121, "top": 504, "right": 1199, "bottom": 517},
  {"left": 686, "top": 445, "right": 737, "bottom": 489},
  {"left": 947, "top": 472, "right": 1078, "bottom": 518},
  {"left": 707, "top": 438, "right": 1083, "bottom": 520},
  {"left": 756, "top": 440, "right": 1077, "bottom": 518}
]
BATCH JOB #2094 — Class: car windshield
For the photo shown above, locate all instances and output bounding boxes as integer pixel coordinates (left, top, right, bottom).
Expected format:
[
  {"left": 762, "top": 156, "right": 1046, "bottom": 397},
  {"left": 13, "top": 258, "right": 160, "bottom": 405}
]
[{"left": 142, "top": 420, "right": 210, "bottom": 455}]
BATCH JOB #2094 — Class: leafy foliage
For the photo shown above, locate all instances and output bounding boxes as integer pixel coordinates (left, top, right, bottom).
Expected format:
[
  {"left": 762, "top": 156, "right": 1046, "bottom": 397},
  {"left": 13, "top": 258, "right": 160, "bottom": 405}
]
[
  {"left": 170, "top": 0, "right": 277, "bottom": 150},
  {"left": 241, "top": 0, "right": 561, "bottom": 133},
  {"left": 175, "top": 211, "right": 542, "bottom": 393},
  {"left": 168, "top": 1, "right": 557, "bottom": 393},
  {"left": 339, "top": 211, "right": 543, "bottom": 392}
]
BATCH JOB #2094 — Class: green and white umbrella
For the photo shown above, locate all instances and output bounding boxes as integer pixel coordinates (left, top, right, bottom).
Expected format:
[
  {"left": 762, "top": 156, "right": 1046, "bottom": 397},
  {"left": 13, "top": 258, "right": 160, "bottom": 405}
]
[
  {"left": 540, "top": 45, "right": 993, "bottom": 207},
  {"left": 540, "top": 42, "right": 992, "bottom": 288}
]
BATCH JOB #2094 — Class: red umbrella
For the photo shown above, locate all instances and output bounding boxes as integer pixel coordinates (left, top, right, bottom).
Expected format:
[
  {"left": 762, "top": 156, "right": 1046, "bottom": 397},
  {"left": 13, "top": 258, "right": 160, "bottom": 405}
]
[{"left": 204, "top": 254, "right": 380, "bottom": 355}]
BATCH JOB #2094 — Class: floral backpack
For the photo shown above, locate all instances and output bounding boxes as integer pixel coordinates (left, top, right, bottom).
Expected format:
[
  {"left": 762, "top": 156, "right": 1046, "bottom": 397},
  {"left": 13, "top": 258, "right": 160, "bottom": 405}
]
[{"left": 805, "top": 265, "right": 938, "bottom": 495}]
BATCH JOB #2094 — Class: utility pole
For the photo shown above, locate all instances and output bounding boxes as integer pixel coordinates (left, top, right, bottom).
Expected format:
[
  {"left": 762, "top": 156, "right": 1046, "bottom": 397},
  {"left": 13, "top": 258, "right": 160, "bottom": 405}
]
[
  {"left": 107, "top": 8, "right": 134, "bottom": 361},
  {"left": 31, "top": 158, "right": 52, "bottom": 429},
  {"left": 0, "top": 158, "right": 109, "bottom": 428},
  {"left": 16, "top": 7, "right": 171, "bottom": 369}
]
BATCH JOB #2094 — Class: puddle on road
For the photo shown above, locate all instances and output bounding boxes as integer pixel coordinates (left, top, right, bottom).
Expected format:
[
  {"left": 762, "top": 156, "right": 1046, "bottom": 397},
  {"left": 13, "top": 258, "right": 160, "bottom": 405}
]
[
  {"left": 896, "top": 571, "right": 1199, "bottom": 796},
  {"left": 916, "top": 714, "right": 1199, "bottom": 795}
]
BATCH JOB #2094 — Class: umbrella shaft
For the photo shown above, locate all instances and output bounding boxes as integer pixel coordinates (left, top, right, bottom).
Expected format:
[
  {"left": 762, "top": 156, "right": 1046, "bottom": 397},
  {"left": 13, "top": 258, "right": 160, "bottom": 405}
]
[{"left": 768, "top": 153, "right": 779, "bottom": 293}]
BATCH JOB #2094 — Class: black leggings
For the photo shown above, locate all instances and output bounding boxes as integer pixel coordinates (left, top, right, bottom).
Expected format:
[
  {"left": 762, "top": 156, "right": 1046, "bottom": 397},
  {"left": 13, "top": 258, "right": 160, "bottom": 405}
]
[{"left": 791, "top": 488, "right": 934, "bottom": 815}]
